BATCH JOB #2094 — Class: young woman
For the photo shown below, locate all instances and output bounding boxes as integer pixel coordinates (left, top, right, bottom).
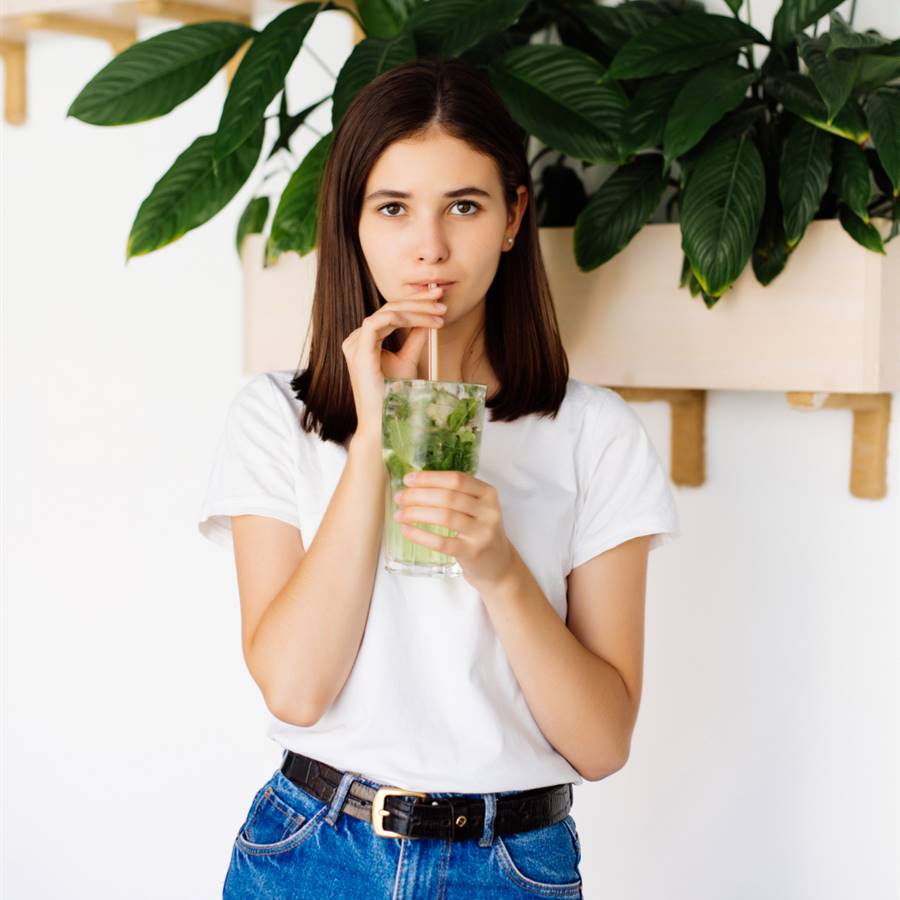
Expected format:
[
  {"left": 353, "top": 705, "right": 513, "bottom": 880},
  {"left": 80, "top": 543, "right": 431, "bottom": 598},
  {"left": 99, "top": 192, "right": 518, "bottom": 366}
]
[{"left": 199, "top": 56, "right": 680, "bottom": 899}]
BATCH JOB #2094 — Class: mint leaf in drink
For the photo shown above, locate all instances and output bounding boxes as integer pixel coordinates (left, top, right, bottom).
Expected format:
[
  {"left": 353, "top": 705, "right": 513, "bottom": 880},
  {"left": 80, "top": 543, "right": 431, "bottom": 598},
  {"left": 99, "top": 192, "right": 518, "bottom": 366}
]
[
  {"left": 383, "top": 449, "right": 412, "bottom": 481},
  {"left": 446, "top": 399, "right": 469, "bottom": 431}
]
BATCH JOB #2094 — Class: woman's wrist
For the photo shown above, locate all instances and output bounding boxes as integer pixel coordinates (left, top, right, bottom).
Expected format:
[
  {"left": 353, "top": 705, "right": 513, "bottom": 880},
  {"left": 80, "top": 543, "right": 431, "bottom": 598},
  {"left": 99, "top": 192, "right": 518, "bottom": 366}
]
[{"left": 347, "top": 426, "right": 383, "bottom": 459}]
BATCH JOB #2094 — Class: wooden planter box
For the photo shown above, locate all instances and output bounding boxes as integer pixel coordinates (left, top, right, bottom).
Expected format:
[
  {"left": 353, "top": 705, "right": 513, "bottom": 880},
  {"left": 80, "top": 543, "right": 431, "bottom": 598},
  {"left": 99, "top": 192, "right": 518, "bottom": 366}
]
[{"left": 241, "top": 217, "right": 899, "bottom": 393}]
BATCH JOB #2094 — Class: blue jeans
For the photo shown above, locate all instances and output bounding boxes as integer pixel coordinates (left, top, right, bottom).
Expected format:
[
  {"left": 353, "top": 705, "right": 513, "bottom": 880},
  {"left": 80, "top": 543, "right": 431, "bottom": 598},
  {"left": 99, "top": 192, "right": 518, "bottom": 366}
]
[{"left": 223, "top": 763, "right": 584, "bottom": 898}]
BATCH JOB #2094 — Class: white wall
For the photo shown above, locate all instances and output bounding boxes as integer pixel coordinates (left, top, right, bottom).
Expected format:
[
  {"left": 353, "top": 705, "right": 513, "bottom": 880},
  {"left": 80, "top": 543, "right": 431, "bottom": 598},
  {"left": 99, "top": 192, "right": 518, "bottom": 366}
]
[{"left": 2, "top": 1, "right": 898, "bottom": 898}]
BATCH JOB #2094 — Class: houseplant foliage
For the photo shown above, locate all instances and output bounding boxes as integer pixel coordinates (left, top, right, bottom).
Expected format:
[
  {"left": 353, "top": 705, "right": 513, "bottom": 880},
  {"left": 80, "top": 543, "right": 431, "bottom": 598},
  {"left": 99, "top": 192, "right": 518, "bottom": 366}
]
[{"left": 68, "top": 0, "right": 900, "bottom": 308}]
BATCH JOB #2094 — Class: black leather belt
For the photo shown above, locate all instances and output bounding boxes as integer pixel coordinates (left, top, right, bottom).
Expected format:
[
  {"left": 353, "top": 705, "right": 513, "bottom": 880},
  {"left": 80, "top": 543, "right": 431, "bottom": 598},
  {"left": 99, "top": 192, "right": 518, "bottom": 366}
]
[{"left": 280, "top": 750, "right": 573, "bottom": 842}]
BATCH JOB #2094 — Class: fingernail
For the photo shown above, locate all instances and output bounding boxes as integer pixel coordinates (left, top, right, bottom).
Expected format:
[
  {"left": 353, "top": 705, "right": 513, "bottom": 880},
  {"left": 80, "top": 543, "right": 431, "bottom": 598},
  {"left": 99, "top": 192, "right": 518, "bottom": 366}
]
[
  {"left": 434, "top": 302, "right": 447, "bottom": 310},
  {"left": 404, "top": 473, "right": 416, "bottom": 485}
]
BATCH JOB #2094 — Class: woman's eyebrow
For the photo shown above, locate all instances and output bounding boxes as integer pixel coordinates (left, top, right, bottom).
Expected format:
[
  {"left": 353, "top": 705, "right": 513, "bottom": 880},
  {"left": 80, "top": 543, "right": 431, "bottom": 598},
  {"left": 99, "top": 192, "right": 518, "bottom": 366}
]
[{"left": 364, "top": 186, "right": 492, "bottom": 201}]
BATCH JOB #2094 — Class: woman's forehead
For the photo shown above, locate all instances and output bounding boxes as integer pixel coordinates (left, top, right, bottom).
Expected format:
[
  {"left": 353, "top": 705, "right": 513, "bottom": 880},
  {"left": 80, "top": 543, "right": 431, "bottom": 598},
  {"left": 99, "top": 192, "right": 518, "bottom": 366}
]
[{"left": 365, "top": 134, "right": 500, "bottom": 193}]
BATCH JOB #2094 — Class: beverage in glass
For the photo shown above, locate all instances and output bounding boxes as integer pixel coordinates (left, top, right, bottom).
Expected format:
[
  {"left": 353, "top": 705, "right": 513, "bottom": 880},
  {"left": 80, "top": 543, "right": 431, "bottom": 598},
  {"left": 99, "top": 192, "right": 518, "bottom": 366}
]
[{"left": 381, "top": 378, "right": 487, "bottom": 577}]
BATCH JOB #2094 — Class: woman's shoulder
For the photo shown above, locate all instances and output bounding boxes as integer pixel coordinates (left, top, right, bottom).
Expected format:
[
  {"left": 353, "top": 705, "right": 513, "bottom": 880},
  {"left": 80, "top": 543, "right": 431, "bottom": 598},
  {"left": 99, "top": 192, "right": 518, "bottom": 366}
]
[
  {"left": 233, "top": 369, "right": 306, "bottom": 418},
  {"left": 563, "top": 377, "right": 623, "bottom": 420},
  {"left": 563, "top": 377, "right": 648, "bottom": 445},
  {"left": 219, "top": 370, "right": 322, "bottom": 454}
]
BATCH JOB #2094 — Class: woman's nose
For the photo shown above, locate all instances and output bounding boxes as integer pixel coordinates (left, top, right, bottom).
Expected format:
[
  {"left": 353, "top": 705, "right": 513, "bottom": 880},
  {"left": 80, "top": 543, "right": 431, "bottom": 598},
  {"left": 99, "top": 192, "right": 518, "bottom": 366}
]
[{"left": 413, "top": 226, "right": 450, "bottom": 261}]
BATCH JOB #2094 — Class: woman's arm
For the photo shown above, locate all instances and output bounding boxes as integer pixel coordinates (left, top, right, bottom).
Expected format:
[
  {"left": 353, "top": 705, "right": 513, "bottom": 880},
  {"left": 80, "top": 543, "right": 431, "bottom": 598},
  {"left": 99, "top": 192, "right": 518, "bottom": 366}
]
[
  {"left": 478, "top": 535, "right": 653, "bottom": 781},
  {"left": 241, "top": 429, "right": 386, "bottom": 726}
]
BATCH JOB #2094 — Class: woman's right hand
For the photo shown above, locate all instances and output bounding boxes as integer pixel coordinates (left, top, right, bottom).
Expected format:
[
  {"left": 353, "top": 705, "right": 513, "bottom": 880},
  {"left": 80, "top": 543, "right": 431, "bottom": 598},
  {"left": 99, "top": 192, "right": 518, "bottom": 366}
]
[{"left": 342, "top": 283, "right": 447, "bottom": 439}]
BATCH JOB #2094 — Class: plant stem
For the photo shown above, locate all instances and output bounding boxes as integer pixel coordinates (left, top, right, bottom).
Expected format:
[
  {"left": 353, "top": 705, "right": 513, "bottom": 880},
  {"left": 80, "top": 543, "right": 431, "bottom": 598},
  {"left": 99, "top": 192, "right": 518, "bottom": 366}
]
[
  {"left": 529, "top": 144, "right": 554, "bottom": 168},
  {"left": 849, "top": 0, "right": 857, "bottom": 27},
  {"left": 743, "top": 0, "right": 757, "bottom": 75},
  {"left": 302, "top": 43, "right": 336, "bottom": 81},
  {"left": 330, "top": 0, "right": 365, "bottom": 35},
  {"left": 868, "top": 196, "right": 894, "bottom": 215}
]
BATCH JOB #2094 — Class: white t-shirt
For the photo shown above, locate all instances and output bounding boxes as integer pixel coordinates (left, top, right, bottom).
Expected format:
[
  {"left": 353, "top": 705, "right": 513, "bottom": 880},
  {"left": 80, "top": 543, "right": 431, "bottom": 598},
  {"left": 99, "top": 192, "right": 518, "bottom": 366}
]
[{"left": 198, "top": 370, "right": 680, "bottom": 792}]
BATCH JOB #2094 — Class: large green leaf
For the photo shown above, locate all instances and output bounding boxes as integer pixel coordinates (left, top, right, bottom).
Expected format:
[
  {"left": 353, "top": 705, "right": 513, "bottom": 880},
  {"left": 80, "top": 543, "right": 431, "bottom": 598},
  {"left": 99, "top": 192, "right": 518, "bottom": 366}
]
[
  {"left": 865, "top": 88, "right": 900, "bottom": 196},
  {"left": 827, "top": 11, "right": 892, "bottom": 54},
  {"left": 618, "top": 73, "right": 687, "bottom": 158},
  {"left": 488, "top": 44, "right": 626, "bottom": 165},
  {"left": 854, "top": 53, "right": 900, "bottom": 93},
  {"left": 797, "top": 32, "right": 860, "bottom": 121},
  {"left": 236, "top": 195, "right": 269, "bottom": 256},
  {"left": 752, "top": 187, "right": 789, "bottom": 285},
  {"left": 838, "top": 204, "right": 885, "bottom": 253},
  {"left": 765, "top": 72, "right": 869, "bottom": 141},
  {"left": 609, "top": 12, "right": 766, "bottom": 80},
  {"left": 214, "top": 2, "right": 323, "bottom": 162},
  {"left": 573, "top": 155, "right": 667, "bottom": 269},
  {"left": 779, "top": 118, "right": 832, "bottom": 246},
  {"left": 267, "top": 131, "right": 334, "bottom": 262},
  {"left": 403, "top": 0, "right": 530, "bottom": 58},
  {"left": 831, "top": 139, "right": 871, "bottom": 221},
  {"left": 355, "top": 0, "right": 415, "bottom": 39},
  {"left": 67, "top": 22, "right": 256, "bottom": 125},
  {"left": 565, "top": 0, "right": 665, "bottom": 55},
  {"left": 331, "top": 32, "right": 418, "bottom": 130},
  {"left": 771, "top": 0, "right": 844, "bottom": 48},
  {"left": 126, "top": 122, "right": 264, "bottom": 259},
  {"left": 680, "top": 132, "right": 766, "bottom": 297},
  {"left": 662, "top": 62, "right": 757, "bottom": 170},
  {"left": 675, "top": 102, "right": 767, "bottom": 195},
  {"left": 752, "top": 112, "right": 789, "bottom": 285}
]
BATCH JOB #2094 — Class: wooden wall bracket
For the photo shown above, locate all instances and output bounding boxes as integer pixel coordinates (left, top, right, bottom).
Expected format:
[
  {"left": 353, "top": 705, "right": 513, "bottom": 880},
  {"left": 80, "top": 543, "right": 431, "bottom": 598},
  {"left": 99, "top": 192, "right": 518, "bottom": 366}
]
[
  {"left": 0, "top": 38, "right": 26, "bottom": 125},
  {"left": 1, "top": 0, "right": 360, "bottom": 121},
  {"left": 15, "top": 12, "right": 136, "bottom": 54},
  {"left": 0, "top": 0, "right": 260, "bottom": 123},
  {"left": 609, "top": 387, "right": 707, "bottom": 488},
  {"left": 786, "top": 392, "right": 892, "bottom": 499}
]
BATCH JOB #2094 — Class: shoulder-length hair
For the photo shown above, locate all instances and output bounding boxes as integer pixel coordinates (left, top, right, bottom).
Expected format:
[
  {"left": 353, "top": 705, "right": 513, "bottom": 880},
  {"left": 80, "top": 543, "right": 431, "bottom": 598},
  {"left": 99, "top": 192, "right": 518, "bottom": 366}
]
[{"left": 291, "top": 55, "right": 569, "bottom": 447}]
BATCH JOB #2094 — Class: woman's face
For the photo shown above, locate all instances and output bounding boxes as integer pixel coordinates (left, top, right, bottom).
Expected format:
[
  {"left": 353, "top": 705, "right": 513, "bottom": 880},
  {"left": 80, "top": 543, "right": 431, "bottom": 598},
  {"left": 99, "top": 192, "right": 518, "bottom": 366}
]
[{"left": 358, "top": 126, "right": 527, "bottom": 323}]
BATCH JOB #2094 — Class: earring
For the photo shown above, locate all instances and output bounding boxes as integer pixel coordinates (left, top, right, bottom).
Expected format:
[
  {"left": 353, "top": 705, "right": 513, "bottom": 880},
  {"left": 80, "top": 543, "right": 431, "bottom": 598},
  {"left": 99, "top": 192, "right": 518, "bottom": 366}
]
[{"left": 506, "top": 237, "right": 513, "bottom": 245}]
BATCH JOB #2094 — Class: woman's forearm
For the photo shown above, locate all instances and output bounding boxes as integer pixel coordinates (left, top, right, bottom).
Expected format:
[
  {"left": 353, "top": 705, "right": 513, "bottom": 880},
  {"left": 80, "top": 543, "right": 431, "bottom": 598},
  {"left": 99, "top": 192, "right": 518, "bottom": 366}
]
[
  {"left": 479, "top": 545, "right": 634, "bottom": 780},
  {"left": 250, "top": 429, "right": 387, "bottom": 725}
]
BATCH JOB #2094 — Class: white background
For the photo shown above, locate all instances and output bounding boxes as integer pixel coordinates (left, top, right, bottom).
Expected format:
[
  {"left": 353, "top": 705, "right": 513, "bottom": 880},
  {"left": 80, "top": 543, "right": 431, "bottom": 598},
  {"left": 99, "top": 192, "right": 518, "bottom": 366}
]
[{"left": 2, "top": 1, "right": 899, "bottom": 897}]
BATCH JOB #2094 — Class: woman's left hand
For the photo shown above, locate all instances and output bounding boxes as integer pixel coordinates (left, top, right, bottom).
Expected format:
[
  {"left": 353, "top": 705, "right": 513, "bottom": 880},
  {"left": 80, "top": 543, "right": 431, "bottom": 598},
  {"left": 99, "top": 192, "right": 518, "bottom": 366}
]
[{"left": 392, "top": 469, "right": 515, "bottom": 592}]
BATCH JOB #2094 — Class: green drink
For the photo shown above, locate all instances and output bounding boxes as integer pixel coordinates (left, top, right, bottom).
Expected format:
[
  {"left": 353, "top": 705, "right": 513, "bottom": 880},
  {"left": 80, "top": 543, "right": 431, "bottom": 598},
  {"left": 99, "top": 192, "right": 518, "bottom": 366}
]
[{"left": 382, "top": 378, "right": 487, "bottom": 577}]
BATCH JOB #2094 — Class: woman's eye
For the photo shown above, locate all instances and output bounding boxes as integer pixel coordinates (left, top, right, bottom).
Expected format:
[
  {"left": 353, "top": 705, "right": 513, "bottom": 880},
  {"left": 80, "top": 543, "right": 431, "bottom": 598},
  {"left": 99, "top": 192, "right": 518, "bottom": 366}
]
[
  {"left": 377, "top": 200, "right": 481, "bottom": 217},
  {"left": 452, "top": 200, "right": 480, "bottom": 215}
]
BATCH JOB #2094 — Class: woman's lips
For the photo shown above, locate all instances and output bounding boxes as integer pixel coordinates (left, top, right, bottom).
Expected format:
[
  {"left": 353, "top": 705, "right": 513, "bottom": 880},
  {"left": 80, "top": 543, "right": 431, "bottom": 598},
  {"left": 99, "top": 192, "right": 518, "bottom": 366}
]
[{"left": 411, "top": 281, "right": 456, "bottom": 290}]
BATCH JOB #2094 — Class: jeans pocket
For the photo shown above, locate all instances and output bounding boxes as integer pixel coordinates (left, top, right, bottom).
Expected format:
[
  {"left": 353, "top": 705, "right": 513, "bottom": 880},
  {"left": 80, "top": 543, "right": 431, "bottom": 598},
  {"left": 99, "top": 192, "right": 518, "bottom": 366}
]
[
  {"left": 562, "top": 815, "right": 581, "bottom": 866},
  {"left": 494, "top": 816, "right": 583, "bottom": 896},
  {"left": 234, "top": 770, "right": 329, "bottom": 857}
]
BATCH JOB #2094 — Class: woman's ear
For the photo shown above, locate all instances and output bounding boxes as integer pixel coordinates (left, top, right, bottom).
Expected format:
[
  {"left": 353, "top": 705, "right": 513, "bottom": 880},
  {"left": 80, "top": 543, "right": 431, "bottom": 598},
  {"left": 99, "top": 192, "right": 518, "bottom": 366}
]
[{"left": 507, "top": 185, "right": 528, "bottom": 236}]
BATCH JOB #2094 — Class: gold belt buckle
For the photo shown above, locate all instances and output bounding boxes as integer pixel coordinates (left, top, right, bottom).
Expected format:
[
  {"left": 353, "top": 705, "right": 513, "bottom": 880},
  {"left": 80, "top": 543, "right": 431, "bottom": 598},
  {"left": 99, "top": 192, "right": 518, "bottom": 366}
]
[{"left": 371, "top": 786, "right": 428, "bottom": 839}]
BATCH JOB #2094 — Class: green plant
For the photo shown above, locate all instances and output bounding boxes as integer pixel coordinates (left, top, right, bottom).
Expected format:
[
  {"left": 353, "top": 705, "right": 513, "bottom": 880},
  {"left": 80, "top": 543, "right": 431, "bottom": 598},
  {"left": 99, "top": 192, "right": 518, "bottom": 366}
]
[{"left": 68, "top": 0, "right": 899, "bottom": 308}]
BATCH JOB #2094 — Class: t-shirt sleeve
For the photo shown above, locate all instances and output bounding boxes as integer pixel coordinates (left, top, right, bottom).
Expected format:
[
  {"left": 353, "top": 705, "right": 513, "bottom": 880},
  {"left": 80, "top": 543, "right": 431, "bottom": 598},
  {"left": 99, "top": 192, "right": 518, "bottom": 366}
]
[
  {"left": 570, "top": 388, "right": 681, "bottom": 571},
  {"left": 198, "top": 372, "right": 302, "bottom": 551}
]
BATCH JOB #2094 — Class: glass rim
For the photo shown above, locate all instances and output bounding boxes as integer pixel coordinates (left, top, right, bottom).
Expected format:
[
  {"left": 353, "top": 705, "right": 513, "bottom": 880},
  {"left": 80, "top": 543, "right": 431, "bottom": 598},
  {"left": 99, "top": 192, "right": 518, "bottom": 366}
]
[{"left": 383, "top": 378, "right": 488, "bottom": 390}]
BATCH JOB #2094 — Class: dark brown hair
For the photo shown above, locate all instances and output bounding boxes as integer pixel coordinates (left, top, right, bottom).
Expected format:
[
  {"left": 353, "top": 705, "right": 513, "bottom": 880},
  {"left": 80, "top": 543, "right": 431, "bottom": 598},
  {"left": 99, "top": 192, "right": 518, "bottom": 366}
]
[{"left": 291, "top": 55, "right": 569, "bottom": 447}]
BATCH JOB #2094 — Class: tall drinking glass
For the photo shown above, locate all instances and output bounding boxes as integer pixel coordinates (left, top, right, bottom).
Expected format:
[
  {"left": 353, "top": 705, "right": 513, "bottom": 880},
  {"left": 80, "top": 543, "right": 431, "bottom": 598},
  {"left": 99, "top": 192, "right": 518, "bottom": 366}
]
[{"left": 382, "top": 378, "right": 487, "bottom": 577}]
